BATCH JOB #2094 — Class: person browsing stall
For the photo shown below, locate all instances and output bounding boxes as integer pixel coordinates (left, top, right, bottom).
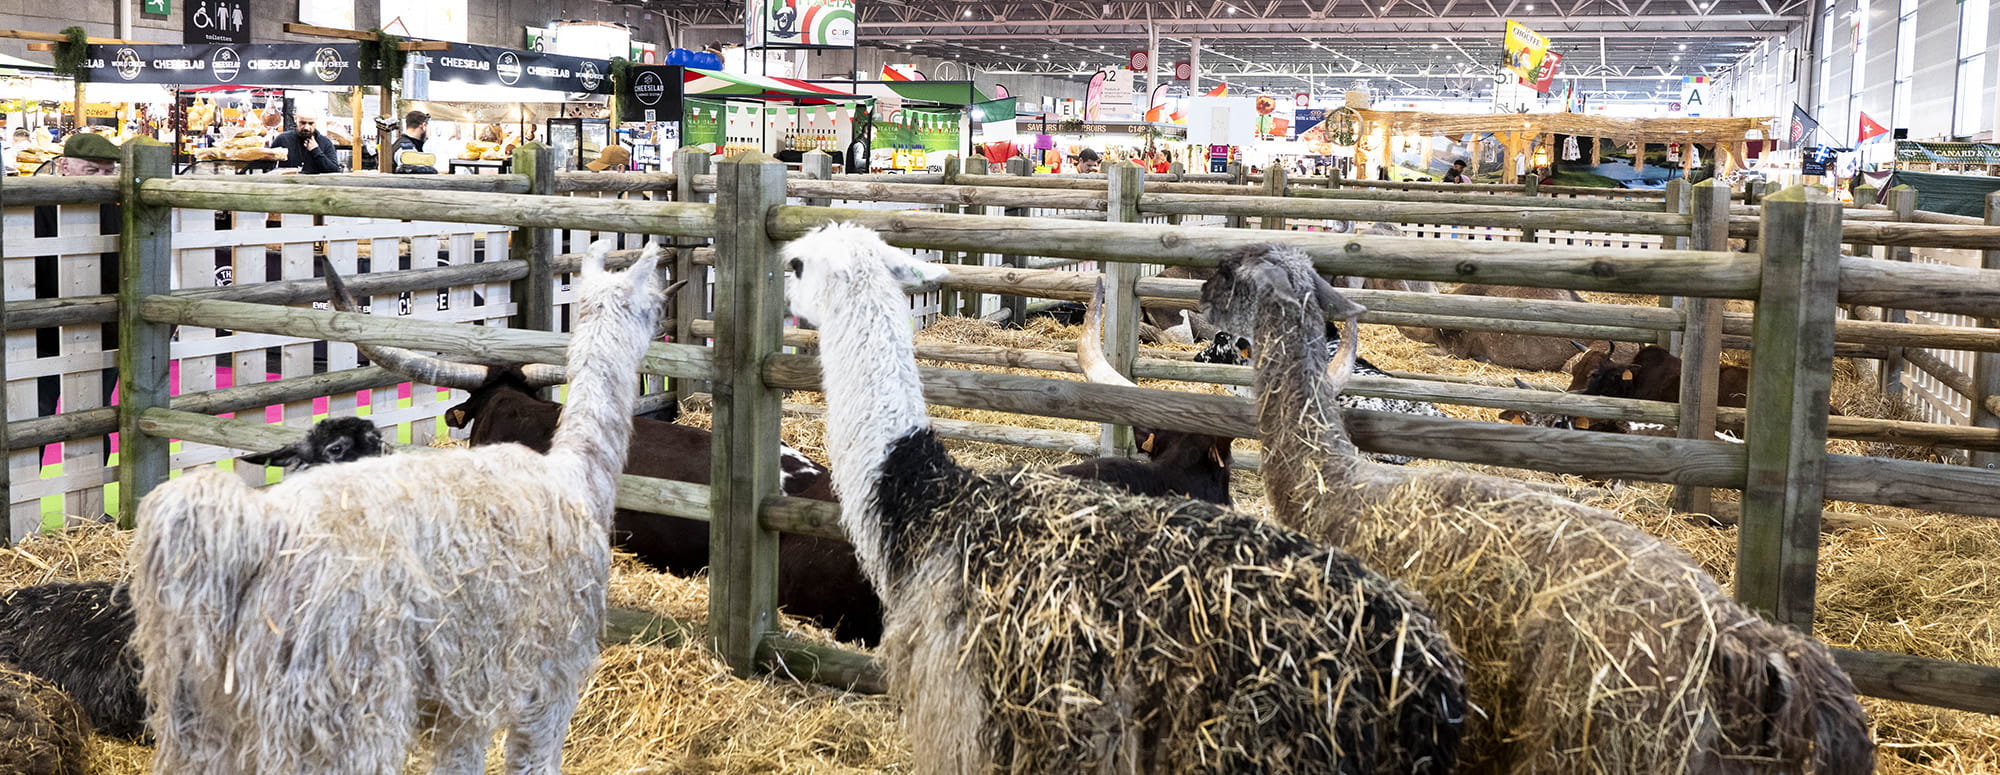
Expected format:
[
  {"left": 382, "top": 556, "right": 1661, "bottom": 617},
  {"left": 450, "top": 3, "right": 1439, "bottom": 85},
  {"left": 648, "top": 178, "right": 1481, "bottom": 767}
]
[
  {"left": 269, "top": 113, "right": 341, "bottom": 174},
  {"left": 392, "top": 110, "right": 438, "bottom": 174},
  {"left": 586, "top": 144, "right": 631, "bottom": 172}
]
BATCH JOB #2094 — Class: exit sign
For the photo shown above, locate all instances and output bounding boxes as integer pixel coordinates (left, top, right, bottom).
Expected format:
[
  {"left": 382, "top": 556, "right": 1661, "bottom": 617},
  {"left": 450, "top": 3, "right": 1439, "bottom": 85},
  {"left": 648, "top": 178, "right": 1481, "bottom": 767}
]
[{"left": 142, "top": 0, "right": 169, "bottom": 14}]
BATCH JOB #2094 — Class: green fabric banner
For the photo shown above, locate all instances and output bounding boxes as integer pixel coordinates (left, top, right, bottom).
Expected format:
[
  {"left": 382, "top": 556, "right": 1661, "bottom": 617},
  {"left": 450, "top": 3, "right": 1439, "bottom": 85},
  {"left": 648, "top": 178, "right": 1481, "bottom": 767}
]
[
  {"left": 683, "top": 97, "right": 726, "bottom": 148},
  {"left": 1883, "top": 170, "right": 2000, "bottom": 217}
]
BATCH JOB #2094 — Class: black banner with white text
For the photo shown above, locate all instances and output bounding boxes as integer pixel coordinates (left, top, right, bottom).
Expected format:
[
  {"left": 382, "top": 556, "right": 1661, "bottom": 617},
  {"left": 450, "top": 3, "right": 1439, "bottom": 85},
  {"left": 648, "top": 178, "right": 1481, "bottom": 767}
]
[
  {"left": 427, "top": 43, "right": 613, "bottom": 95},
  {"left": 81, "top": 44, "right": 365, "bottom": 87}
]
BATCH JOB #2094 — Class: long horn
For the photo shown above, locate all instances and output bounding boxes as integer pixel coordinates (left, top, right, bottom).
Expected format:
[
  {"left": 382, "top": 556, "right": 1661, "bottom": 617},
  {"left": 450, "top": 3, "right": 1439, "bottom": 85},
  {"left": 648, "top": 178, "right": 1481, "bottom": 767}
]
[
  {"left": 318, "top": 257, "right": 492, "bottom": 390},
  {"left": 1324, "top": 313, "right": 1361, "bottom": 396},
  {"left": 1078, "top": 279, "right": 1137, "bottom": 388},
  {"left": 519, "top": 363, "right": 570, "bottom": 387}
]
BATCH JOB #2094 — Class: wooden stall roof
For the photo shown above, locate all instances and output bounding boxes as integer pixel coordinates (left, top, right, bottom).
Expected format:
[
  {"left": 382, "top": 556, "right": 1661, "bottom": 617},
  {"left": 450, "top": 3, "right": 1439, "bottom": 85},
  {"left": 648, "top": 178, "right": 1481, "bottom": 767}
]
[{"left": 1357, "top": 110, "right": 1775, "bottom": 144}]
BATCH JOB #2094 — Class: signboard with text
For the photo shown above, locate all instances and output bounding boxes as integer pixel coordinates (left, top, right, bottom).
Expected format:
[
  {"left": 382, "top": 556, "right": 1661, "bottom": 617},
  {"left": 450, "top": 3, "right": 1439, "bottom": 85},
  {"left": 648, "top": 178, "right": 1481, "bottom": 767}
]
[
  {"left": 185, "top": 0, "right": 250, "bottom": 45},
  {"left": 82, "top": 44, "right": 364, "bottom": 86},
  {"left": 427, "top": 43, "right": 613, "bottom": 94},
  {"left": 619, "top": 65, "right": 684, "bottom": 122}
]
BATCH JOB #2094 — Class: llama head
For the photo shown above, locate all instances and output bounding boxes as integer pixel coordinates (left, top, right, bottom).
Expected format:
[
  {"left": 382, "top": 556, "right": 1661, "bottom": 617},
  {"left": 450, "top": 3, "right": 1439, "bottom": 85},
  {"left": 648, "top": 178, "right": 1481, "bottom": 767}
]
[
  {"left": 782, "top": 222, "right": 947, "bottom": 327},
  {"left": 240, "top": 416, "right": 386, "bottom": 471},
  {"left": 572, "top": 240, "right": 666, "bottom": 341},
  {"left": 1199, "top": 243, "right": 1364, "bottom": 340}
]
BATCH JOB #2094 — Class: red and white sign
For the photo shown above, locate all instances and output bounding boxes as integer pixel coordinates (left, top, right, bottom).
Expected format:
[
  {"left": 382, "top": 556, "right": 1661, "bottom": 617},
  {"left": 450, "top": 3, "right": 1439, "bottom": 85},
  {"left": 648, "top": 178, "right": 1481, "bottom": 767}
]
[
  {"left": 1173, "top": 61, "right": 1192, "bottom": 80},
  {"left": 1294, "top": 92, "right": 1310, "bottom": 108},
  {"left": 1129, "top": 51, "right": 1151, "bottom": 71}
]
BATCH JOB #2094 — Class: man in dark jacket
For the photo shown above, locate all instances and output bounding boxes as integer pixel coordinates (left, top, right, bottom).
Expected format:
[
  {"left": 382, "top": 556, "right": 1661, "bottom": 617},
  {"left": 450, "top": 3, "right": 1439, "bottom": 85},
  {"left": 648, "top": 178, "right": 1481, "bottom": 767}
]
[
  {"left": 392, "top": 110, "right": 437, "bottom": 174},
  {"left": 268, "top": 114, "right": 340, "bottom": 174}
]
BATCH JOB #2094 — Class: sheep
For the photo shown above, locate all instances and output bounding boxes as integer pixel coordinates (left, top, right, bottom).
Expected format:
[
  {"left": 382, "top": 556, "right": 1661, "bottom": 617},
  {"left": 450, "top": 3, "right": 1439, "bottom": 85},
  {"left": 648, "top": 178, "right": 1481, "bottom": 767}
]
[
  {"left": 237, "top": 415, "right": 387, "bottom": 472},
  {"left": 127, "top": 240, "right": 664, "bottom": 775},
  {"left": 782, "top": 222, "right": 1467, "bottom": 774},
  {"left": 1053, "top": 282, "right": 1234, "bottom": 505},
  {"left": 1200, "top": 243, "right": 1873, "bottom": 773},
  {"left": 1193, "top": 326, "right": 1447, "bottom": 466},
  {"left": 321, "top": 261, "right": 883, "bottom": 645},
  {"left": 0, "top": 665, "right": 92, "bottom": 775}
]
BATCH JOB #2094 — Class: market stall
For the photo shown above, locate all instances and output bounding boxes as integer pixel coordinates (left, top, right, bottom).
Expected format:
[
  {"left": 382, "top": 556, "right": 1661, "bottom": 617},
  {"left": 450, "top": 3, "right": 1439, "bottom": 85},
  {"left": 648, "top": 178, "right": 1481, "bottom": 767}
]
[
  {"left": 416, "top": 42, "right": 619, "bottom": 172},
  {"left": 676, "top": 68, "right": 866, "bottom": 165},
  {"left": 1352, "top": 110, "right": 1772, "bottom": 184}
]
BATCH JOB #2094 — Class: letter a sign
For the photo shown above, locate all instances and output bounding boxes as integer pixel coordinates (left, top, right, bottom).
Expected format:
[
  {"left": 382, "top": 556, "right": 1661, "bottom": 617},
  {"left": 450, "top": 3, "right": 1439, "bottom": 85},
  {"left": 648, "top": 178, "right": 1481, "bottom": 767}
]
[{"left": 1676, "top": 76, "right": 1709, "bottom": 117}]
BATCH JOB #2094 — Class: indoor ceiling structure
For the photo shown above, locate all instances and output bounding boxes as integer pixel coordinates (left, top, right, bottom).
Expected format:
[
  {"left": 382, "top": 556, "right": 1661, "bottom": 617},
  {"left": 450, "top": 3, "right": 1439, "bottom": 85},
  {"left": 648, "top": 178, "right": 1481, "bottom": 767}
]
[{"left": 666, "top": 0, "right": 1804, "bottom": 102}]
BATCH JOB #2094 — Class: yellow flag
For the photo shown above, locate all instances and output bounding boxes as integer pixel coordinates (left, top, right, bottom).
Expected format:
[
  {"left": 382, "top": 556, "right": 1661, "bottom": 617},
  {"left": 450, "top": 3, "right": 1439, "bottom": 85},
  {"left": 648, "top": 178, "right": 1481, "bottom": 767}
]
[{"left": 1504, "top": 20, "right": 1551, "bottom": 83}]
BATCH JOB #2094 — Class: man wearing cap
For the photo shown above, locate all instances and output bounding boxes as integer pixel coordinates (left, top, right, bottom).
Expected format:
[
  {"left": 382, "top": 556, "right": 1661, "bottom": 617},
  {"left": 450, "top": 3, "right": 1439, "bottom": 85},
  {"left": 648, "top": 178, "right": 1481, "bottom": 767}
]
[
  {"left": 269, "top": 114, "right": 340, "bottom": 174},
  {"left": 586, "top": 144, "right": 630, "bottom": 172},
  {"left": 58, "top": 133, "right": 121, "bottom": 176},
  {"left": 392, "top": 110, "right": 438, "bottom": 174}
]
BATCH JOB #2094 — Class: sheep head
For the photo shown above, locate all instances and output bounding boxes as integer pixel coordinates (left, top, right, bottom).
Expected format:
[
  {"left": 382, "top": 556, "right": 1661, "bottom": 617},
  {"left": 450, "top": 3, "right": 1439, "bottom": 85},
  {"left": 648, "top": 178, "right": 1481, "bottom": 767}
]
[
  {"left": 782, "top": 222, "right": 946, "bottom": 328},
  {"left": 240, "top": 416, "right": 387, "bottom": 472},
  {"left": 1198, "top": 244, "right": 1367, "bottom": 394}
]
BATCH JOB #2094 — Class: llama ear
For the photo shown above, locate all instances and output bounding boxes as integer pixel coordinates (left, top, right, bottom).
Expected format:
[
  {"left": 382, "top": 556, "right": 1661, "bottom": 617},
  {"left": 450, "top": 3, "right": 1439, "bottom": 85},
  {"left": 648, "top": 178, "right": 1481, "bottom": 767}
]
[
  {"left": 889, "top": 258, "right": 949, "bottom": 289},
  {"left": 582, "top": 239, "right": 613, "bottom": 276},
  {"left": 1310, "top": 273, "right": 1368, "bottom": 320}
]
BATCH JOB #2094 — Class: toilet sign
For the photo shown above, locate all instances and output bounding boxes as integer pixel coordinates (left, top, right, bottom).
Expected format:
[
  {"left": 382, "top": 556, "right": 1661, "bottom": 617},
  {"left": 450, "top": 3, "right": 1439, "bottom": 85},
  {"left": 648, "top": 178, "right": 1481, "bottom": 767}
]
[{"left": 186, "top": 0, "right": 250, "bottom": 46}]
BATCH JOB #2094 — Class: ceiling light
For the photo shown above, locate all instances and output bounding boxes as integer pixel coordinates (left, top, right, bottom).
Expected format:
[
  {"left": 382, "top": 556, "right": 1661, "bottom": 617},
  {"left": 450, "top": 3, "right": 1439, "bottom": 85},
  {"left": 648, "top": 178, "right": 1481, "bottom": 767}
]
[
  {"left": 1678, "top": 43, "right": 1687, "bottom": 50},
  {"left": 1672, "top": 55, "right": 1681, "bottom": 61},
  {"left": 964, "top": 9, "right": 973, "bottom": 17},
  {"left": 1431, "top": 43, "right": 1440, "bottom": 50},
  {"left": 1226, "top": 5, "right": 1236, "bottom": 13}
]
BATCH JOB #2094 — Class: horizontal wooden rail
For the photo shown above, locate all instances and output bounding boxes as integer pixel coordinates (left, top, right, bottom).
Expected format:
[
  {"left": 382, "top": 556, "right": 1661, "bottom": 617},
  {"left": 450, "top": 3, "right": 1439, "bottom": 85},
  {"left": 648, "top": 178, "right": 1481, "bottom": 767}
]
[
  {"left": 1138, "top": 192, "right": 1696, "bottom": 236},
  {"left": 1833, "top": 649, "right": 2000, "bottom": 716},
  {"left": 551, "top": 171, "right": 677, "bottom": 193},
  {"left": 2, "top": 176, "right": 120, "bottom": 206},
  {"left": 136, "top": 297, "right": 716, "bottom": 381},
  {"left": 1293, "top": 186, "right": 1670, "bottom": 213},
  {"left": 252, "top": 172, "right": 529, "bottom": 194},
  {"left": 786, "top": 178, "right": 1108, "bottom": 210},
  {"left": 1836, "top": 257, "right": 2000, "bottom": 319},
  {"left": 1729, "top": 218, "right": 2000, "bottom": 251},
  {"left": 772, "top": 205, "right": 1765, "bottom": 298},
  {"left": 9, "top": 366, "right": 405, "bottom": 450},
  {"left": 9, "top": 260, "right": 528, "bottom": 331},
  {"left": 137, "top": 179, "right": 718, "bottom": 238}
]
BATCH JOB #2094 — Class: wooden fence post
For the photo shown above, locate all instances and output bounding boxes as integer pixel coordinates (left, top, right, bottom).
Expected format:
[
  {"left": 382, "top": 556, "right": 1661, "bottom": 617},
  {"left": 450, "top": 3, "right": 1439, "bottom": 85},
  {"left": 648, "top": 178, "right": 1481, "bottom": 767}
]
[
  {"left": 1974, "top": 192, "right": 2000, "bottom": 470},
  {"left": 1165, "top": 161, "right": 1184, "bottom": 226},
  {"left": 708, "top": 151, "right": 788, "bottom": 675},
  {"left": 937, "top": 155, "right": 961, "bottom": 317},
  {"left": 1261, "top": 166, "right": 1288, "bottom": 231},
  {"left": 960, "top": 156, "right": 990, "bottom": 318},
  {"left": 1660, "top": 178, "right": 1691, "bottom": 350},
  {"left": 116, "top": 138, "right": 173, "bottom": 528},
  {"left": 1737, "top": 185, "right": 1843, "bottom": 632},
  {"left": 1001, "top": 157, "right": 1033, "bottom": 326},
  {"left": 1327, "top": 165, "right": 1343, "bottom": 189},
  {"left": 508, "top": 143, "right": 556, "bottom": 336},
  {"left": 1879, "top": 185, "right": 1917, "bottom": 397},
  {"left": 671, "top": 147, "right": 713, "bottom": 401},
  {"left": 1672, "top": 178, "right": 1730, "bottom": 515},
  {"left": 1100, "top": 163, "right": 1144, "bottom": 457},
  {"left": 1226, "top": 163, "right": 1248, "bottom": 229}
]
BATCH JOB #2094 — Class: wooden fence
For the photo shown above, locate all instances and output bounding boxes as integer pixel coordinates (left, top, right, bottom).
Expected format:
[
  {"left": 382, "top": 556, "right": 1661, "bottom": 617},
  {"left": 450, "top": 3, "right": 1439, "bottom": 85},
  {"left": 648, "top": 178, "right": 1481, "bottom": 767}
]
[{"left": 5, "top": 140, "right": 2000, "bottom": 716}]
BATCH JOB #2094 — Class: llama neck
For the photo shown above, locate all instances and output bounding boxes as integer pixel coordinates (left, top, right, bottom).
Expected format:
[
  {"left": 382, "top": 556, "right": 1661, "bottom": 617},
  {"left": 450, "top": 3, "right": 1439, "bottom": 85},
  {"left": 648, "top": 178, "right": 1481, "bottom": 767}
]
[
  {"left": 1250, "top": 294, "right": 1367, "bottom": 529},
  {"left": 549, "top": 304, "right": 650, "bottom": 526},
  {"left": 813, "top": 272, "right": 936, "bottom": 583}
]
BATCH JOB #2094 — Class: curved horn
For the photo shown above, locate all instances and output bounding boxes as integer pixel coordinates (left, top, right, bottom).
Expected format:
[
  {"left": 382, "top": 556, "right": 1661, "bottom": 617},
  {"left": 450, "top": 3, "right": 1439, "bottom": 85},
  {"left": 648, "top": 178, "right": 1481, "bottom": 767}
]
[
  {"left": 318, "top": 257, "right": 492, "bottom": 390},
  {"left": 1570, "top": 340, "right": 1588, "bottom": 352},
  {"left": 1323, "top": 313, "right": 1361, "bottom": 396},
  {"left": 1513, "top": 377, "right": 1536, "bottom": 390},
  {"left": 1078, "top": 279, "right": 1137, "bottom": 388}
]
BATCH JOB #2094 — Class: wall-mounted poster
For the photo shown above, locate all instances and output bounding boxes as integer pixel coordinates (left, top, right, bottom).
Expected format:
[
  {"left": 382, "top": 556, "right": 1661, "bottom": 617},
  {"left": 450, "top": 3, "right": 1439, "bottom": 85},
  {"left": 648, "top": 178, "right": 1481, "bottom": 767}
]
[{"left": 746, "top": 0, "right": 857, "bottom": 49}]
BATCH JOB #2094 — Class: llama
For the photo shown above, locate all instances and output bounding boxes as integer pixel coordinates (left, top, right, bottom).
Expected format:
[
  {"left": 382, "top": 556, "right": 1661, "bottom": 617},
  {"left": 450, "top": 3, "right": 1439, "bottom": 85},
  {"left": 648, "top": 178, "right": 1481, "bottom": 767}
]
[
  {"left": 128, "top": 239, "right": 663, "bottom": 775},
  {"left": 1201, "top": 243, "right": 1873, "bottom": 773},
  {"left": 320, "top": 262, "right": 882, "bottom": 645},
  {"left": 1054, "top": 281, "right": 1234, "bottom": 505},
  {"left": 0, "top": 417, "right": 392, "bottom": 742},
  {"left": 1193, "top": 326, "right": 1447, "bottom": 465},
  {"left": 783, "top": 222, "right": 1467, "bottom": 774}
]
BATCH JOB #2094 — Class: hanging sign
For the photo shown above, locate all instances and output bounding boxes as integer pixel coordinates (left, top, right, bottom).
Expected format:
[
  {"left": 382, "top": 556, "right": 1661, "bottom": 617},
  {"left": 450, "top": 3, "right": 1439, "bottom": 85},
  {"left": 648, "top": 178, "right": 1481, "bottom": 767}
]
[
  {"left": 1503, "top": 20, "right": 1550, "bottom": 84},
  {"left": 82, "top": 44, "right": 364, "bottom": 86},
  {"left": 1801, "top": 145, "right": 1841, "bottom": 176},
  {"left": 428, "top": 43, "right": 612, "bottom": 94},
  {"left": 1525, "top": 50, "right": 1563, "bottom": 93},
  {"left": 746, "top": 0, "right": 857, "bottom": 49},
  {"left": 619, "top": 65, "right": 684, "bottom": 122},
  {"left": 186, "top": 0, "right": 250, "bottom": 45}
]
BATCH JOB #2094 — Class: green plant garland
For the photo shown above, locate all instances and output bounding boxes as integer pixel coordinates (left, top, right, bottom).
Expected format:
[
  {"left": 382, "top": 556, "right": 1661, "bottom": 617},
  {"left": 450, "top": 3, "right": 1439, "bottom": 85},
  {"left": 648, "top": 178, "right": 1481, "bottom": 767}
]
[
  {"left": 52, "top": 26, "right": 90, "bottom": 79},
  {"left": 608, "top": 57, "right": 632, "bottom": 99},
  {"left": 360, "top": 29, "right": 406, "bottom": 88},
  {"left": 1328, "top": 107, "right": 1361, "bottom": 147}
]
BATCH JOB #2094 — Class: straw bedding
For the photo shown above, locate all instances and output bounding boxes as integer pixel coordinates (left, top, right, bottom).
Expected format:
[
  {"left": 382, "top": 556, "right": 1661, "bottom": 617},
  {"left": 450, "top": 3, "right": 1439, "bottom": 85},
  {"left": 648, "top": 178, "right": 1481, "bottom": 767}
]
[{"left": 3, "top": 309, "right": 1995, "bottom": 772}]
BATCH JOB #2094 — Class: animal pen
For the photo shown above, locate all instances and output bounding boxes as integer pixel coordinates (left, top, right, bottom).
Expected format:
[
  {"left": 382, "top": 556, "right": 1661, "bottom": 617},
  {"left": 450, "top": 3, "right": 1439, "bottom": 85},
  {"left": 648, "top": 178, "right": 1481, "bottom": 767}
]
[{"left": 5, "top": 139, "right": 2000, "bottom": 739}]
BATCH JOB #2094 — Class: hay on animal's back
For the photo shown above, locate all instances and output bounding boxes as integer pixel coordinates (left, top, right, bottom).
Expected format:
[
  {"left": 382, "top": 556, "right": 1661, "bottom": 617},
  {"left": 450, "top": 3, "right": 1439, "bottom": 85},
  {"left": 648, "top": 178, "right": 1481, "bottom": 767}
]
[{"left": 0, "top": 665, "right": 93, "bottom": 775}]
